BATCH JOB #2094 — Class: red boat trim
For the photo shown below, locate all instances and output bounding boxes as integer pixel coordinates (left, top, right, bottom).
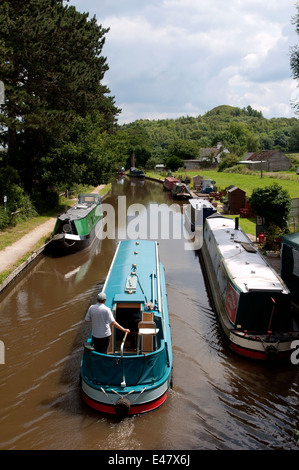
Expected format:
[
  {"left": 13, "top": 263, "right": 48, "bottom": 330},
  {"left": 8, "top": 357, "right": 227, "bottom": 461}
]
[
  {"left": 229, "top": 341, "right": 290, "bottom": 360},
  {"left": 82, "top": 390, "right": 168, "bottom": 415}
]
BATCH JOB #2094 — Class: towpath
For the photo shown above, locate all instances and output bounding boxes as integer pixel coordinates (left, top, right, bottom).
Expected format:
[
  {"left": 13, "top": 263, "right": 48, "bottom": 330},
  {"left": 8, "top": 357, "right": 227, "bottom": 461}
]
[{"left": 0, "top": 185, "right": 105, "bottom": 274}]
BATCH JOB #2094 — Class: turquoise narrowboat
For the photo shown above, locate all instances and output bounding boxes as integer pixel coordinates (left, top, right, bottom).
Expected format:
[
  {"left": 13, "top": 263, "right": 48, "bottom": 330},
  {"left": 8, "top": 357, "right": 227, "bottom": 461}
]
[
  {"left": 50, "top": 193, "right": 103, "bottom": 255},
  {"left": 201, "top": 214, "right": 299, "bottom": 361},
  {"left": 80, "top": 240, "right": 173, "bottom": 416}
]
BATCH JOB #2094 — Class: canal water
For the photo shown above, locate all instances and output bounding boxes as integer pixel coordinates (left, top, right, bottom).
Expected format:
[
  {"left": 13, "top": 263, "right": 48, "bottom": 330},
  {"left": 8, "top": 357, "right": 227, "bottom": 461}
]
[{"left": 0, "top": 177, "right": 298, "bottom": 450}]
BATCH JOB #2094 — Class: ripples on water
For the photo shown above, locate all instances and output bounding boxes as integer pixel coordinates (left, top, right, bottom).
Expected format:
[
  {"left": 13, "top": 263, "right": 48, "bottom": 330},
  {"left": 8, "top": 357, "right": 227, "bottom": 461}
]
[{"left": 0, "top": 178, "right": 299, "bottom": 450}]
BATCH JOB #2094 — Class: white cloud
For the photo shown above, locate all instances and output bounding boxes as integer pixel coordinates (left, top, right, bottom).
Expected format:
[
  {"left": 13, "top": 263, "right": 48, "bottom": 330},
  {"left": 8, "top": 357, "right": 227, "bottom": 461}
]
[{"left": 68, "top": 0, "right": 299, "bottom": 123}]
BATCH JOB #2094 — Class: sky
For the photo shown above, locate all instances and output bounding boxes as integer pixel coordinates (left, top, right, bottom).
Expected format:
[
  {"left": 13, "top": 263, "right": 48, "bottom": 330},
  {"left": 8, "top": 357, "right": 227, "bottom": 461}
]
[{"left": 68, "top": 0, "right": 299, "bottom": 124}]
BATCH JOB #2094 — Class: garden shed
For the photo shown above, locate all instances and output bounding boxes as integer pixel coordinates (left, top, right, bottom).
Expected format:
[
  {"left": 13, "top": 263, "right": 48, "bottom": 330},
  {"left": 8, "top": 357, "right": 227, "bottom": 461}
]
[
  {"left": 227, "top": 186, "right": 246, "bottom": 215},
  {"left": 281, "top": 232, "right": 299, "bottom": 305}
]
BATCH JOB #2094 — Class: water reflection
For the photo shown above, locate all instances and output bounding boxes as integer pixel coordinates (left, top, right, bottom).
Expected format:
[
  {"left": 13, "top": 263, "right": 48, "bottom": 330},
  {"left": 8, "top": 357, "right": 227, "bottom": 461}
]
[{"left": 0, "top": 177, "right": 299, "bottom": 450}]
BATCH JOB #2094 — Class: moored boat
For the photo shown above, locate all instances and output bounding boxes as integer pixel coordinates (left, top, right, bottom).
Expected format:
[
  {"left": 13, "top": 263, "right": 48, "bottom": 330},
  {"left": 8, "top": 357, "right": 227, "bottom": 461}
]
[
  {"left": 201, "top": 214, "right": 299, "bottom": 361},
  {"left": 80, "top": 240, "right": 173, "bottom": 416},
  {"left": 163, "top": 176, "right": 180, "bottom": 191},
  {"left": 184, "top": 198, "right": 217, "bottom": 250},
  {"left": 281, "top": 232, "right": 299, "bottom": 312},
  {"left": 118, "top": 167, "right": 126, "bottom": 175},
  {"left": 185, "top": 198, "right": 217, "bottom": 233},
  {"left": 49, "top": 193, "right": 103, "bottom": 255},
  {"left": 129, "top": 168, "right": 145, "bottom": 177},
  {"left": 171, "top": 182, "right": 191, "bottom": 200}
]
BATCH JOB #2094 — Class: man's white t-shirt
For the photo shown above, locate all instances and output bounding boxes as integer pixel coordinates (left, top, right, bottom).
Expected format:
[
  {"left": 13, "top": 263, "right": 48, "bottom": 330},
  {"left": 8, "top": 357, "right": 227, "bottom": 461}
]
[{"left": 85, "top": 303, "right": 114, "bottom": 338}]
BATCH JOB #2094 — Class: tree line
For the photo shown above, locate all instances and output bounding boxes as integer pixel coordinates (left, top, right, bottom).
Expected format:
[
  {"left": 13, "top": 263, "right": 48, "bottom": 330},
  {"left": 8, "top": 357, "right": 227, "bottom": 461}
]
[{"left": 1, "top": 0, "right": 299, "bottom": 230}]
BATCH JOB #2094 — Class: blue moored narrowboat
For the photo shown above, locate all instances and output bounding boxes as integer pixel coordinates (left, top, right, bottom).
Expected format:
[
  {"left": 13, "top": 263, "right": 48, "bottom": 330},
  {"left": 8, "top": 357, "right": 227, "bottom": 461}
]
[{"left": 80, "top": 240, "right": 173, "bottom": 416}]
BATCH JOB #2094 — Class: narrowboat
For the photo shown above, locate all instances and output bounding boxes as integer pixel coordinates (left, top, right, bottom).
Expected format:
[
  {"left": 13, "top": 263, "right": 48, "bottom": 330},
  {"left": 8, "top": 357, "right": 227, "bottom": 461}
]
[
  {"left": 129, "top": 168, "right": 145, "bottom": 178},
  {"left": 163, "top": 176, "right": 180, "bottom": 191},
  {"left": 185, "top": 198, "right": 217, "bottom": 233},
  {"left": 201, "top": 214, "right": 299, "bottom": 361},
  {"left": 184, "top": 198, "right": 217, "bottom": 250},
  {"left": 281, "top": 232, "right": 299, "bottom": 317},
  {"left": 49, "top": 193, "right": 103, "bottom": 255},
  {"left": 80, "top": 240, "right": 173, "bottom": 416},
  {"left": 171, "top": 182, "right": 192, "bottom": 200}
]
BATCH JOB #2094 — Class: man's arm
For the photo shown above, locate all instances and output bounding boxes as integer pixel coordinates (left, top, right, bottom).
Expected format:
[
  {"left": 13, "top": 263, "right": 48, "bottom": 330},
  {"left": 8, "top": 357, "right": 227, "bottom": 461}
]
[{"left": 111, "top": 320, "right": 130, "bottom": 334}]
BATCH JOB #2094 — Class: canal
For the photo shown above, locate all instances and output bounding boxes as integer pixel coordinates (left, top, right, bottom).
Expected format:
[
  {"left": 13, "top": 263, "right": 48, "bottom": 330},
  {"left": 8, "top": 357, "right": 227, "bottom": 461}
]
[{"left": 0, "top": 177, "right": 298, "bottom": 450}]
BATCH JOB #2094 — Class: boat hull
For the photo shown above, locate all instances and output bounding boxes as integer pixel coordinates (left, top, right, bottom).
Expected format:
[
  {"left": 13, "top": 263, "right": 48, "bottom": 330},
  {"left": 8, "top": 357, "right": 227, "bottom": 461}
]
[
  {"left": 49, "top": 218, "right": 103, "bottom": 255},
  {"left": 81, "top": 374, "right": 171, "bottom": 415},
  {"left": 201, "top": 216, "right": 298, "bottom": 361}
]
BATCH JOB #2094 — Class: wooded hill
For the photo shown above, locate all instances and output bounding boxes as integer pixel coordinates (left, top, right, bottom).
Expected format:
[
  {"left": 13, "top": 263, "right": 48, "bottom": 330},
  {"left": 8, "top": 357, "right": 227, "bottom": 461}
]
[{"left": 120, "top": 105, "right": 299, "bottom": 168}]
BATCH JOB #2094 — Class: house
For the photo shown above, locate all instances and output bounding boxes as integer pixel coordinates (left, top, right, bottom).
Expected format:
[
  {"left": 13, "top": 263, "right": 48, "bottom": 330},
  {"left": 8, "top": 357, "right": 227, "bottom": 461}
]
[
  {"left": 243, "top": 150, "right": 291, "bottom": 172},
  {"left": 183, "top": 143, "right": 229, "bottom": 169},
  {"left": 199, "top": 142, "right": 229, "bottom": 163}
]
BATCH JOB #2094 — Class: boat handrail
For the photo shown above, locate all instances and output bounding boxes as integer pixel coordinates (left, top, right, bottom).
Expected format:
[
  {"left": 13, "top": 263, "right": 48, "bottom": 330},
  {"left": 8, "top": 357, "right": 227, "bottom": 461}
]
[
  {"left": 151, "top": 270, "right": 155, "bottom": 305},
  {"left": 120, "top": 331, "right": 128, "bottom": 359},
  {"left": 120, "top": 332, "right": 128, "bottom": 387},
  {"left": 155, "top": 243, "right": 162, "bottom": 312}
]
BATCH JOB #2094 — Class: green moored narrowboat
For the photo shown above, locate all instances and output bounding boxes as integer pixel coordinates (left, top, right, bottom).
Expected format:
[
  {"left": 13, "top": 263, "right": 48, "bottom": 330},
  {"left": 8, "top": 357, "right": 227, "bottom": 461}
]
[{"left": 49, "top": 193, "right": 103, "bottom": 255}]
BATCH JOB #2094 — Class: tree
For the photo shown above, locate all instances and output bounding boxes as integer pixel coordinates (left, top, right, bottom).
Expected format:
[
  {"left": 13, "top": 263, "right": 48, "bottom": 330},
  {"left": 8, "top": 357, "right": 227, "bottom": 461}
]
[
  {"left": 166, "top": 155, "right": 184, "bottom": 171},
  {"left": 43, "top": 112, "right": 125, "bottom": 188},
  {"left": 167, "top": 139, "right": 199, "bottom": 160},
  {"left": 250, "top": 183, "right": 291, "bottom": 231},
  {"left": 288, "top": 124, "right": 299, "bottom": 151},
  {"left": 0, "top": 0, "right": 120, "bottom": 191}
]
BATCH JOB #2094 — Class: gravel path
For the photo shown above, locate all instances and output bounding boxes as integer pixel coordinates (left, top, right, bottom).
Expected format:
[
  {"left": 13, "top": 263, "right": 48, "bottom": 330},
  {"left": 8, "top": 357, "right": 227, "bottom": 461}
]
[{"left": 0, "top": 218, "right": 56, "bottom": 273}]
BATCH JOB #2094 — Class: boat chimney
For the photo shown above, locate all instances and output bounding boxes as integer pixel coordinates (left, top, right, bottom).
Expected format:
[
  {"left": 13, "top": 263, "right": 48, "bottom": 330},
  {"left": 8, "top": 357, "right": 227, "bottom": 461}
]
[{"left": 235, "top": 217, "right": 239, "bottom": 230}]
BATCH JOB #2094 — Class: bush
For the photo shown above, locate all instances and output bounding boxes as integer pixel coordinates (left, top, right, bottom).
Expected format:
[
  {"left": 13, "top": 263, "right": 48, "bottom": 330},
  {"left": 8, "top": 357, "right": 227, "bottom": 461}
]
[
  {"left": 218, "top": 154, "right": 240, "bottom": 171},
  {"left": 250, "top": 183, "right": 291, "bottom": 230},
  {"left": 31, "top": 190, "right": 59, "bottom": 213},
  {"left": 0, "top": 207, "right": 10, "bottom": 230},
  {"left": 0, "top": 181, "right": 38, "bottom": 230},
  {"left": 223, "top": 164, "right": 254, "bottom": 174}
]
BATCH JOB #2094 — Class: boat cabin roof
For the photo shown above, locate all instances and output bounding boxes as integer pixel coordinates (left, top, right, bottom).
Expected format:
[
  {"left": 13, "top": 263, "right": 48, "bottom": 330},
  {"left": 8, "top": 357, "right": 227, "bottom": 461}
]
[
  {"left": 205, "top": 216, "right": 288, "bottom": 294},
  {"left": 59, "top": 193, "right": 101, "bottom": 221},
  {"left": 188, "top": 198, "right": 216, "bottom": 210},
  {"left": 104, "top": 240, "right": 162, "bottom": 313}
]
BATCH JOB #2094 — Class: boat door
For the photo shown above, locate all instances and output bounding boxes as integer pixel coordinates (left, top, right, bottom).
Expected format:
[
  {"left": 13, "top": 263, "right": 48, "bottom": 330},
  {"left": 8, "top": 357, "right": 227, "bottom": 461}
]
[{"left": 112, "top": 302, "right": 142, "bottom": 352}]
